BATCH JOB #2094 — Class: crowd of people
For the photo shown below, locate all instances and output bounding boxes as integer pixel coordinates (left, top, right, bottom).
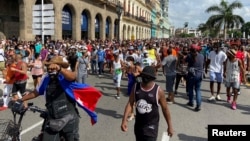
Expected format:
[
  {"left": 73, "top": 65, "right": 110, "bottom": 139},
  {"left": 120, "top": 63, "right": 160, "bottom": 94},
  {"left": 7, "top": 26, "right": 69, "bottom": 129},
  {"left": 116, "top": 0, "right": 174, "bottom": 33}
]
[{"left": 0, "top": 37, "right": 250, "bottom": 140}]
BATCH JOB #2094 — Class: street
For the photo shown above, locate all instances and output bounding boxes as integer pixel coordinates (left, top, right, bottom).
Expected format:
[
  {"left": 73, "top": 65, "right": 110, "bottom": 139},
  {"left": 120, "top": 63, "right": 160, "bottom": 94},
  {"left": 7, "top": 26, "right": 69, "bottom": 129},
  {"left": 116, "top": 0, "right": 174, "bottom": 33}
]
[{"left": 0, "top": 71, "right": 250, "bottom": 141}]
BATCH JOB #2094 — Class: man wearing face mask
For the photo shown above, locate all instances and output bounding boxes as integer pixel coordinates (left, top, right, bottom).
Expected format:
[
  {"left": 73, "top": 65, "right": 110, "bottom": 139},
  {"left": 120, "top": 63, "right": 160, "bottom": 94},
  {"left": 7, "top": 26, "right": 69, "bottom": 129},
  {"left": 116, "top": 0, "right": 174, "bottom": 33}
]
[
  {"left": 121, "top": 66, "right": 174, "bottom": 141},
  {"left": 205, "top": 42, "right": 227, "bottom": 101},
  {"left": 17, "top": 56, "right": 80, "bottom": 141}
]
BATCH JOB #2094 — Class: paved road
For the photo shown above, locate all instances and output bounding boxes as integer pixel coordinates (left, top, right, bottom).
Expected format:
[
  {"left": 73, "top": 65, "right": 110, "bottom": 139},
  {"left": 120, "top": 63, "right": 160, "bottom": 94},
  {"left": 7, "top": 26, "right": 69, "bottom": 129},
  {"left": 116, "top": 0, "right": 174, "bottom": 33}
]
[{"left": 0, "top": 71, "right": 250, "bottom": 141}]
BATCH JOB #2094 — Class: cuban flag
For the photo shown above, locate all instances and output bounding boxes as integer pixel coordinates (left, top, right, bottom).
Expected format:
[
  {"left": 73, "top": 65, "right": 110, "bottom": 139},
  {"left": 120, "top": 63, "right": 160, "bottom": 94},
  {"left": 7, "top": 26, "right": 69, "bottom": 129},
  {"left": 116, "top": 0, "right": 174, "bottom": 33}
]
[{"left": 38, "top": 74, "right": 102, "bottom": 125}]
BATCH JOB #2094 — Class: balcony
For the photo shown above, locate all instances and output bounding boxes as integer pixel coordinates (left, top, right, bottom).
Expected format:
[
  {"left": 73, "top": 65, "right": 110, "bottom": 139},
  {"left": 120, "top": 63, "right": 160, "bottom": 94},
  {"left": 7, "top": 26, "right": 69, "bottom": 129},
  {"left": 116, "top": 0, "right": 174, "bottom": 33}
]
[
  {"left": 145, "top": 0, "right": 155, "bottom": 9},
  {"left": 124, "top": 12, "right": 131, "bottom": 17}
]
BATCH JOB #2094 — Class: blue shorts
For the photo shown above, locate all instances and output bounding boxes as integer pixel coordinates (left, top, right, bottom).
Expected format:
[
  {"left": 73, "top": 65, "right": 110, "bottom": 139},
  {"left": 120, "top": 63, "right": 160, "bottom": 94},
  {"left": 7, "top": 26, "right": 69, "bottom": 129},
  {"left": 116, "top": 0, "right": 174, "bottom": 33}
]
[{"left": 209, "top": 72, "right": 223, "bottom": 83}]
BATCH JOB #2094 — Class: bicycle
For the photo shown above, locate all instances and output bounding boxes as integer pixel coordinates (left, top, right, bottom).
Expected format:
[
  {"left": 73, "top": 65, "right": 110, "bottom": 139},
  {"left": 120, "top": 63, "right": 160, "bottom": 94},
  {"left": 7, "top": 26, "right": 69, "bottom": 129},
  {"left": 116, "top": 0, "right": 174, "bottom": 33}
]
[{"left": 0, "top": 102, "right": 48, "bottom": 141}]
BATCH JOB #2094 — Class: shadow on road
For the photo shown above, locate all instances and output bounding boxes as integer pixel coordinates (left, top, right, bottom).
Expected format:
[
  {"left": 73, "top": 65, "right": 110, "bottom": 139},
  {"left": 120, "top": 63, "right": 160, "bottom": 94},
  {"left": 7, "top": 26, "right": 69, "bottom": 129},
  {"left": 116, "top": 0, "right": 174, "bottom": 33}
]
[
  {"left": 177, "top": 133, "right": 207, "bottom": 141},
  {"left": 95, "top": 107, "right": 123, "bottom": 119}
]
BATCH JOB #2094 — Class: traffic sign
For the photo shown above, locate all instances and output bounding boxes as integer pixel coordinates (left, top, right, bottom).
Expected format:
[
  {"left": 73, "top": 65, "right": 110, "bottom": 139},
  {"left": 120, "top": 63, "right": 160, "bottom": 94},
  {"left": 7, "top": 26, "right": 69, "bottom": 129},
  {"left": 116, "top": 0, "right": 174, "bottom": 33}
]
[
  {"left": 33, "top": 17, "right": 54, "bottom": 23},
  {"left": 32, "top": 4, "right": 55, "bottom": 36},
  {"left": 33, "top": 4, "right": 53, "bottom": 10},
  {"left": 32, "top": 30, "right": 54, "bottom": 35}
]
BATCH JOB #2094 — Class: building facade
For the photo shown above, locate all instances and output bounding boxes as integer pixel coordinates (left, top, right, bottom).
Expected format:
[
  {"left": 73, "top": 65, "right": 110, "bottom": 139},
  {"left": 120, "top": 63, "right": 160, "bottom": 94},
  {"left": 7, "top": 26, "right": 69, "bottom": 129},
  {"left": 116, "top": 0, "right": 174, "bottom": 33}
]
[
  {"left": 0, "top": 0, "right": 169, "bottom": 41},
  {"left": 0, "top": 0, "right": 121, "bottom": 41}
]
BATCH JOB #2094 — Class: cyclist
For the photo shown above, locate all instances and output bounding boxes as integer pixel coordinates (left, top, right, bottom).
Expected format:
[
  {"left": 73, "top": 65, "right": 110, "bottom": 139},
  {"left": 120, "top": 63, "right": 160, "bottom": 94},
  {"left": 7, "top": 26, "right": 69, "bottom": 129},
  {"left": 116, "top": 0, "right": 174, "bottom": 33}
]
[{"left": 17, "top": 56, "right": 80, "bottom": 141}]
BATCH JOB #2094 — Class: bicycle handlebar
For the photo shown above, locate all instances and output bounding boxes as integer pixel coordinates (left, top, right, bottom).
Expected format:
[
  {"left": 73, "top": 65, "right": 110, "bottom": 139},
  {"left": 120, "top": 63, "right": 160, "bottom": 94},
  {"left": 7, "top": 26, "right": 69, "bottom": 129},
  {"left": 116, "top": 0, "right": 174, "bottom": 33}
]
[{"left": 26, "top": 103, "right": 47, "bottom": 117}]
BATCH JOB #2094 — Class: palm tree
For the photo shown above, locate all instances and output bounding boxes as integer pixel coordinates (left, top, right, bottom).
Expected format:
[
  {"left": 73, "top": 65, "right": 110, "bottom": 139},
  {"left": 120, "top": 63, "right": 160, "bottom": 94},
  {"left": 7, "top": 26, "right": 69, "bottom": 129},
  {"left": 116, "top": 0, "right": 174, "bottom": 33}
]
[{"left": 206, "top": 0, "right": 245, "bottom": 39}]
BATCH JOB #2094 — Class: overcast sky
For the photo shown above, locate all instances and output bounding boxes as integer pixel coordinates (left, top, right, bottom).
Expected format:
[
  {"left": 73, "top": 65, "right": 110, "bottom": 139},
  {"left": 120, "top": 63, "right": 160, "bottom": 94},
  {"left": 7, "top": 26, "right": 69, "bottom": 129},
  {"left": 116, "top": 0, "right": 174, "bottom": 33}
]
[{"left": 168, "top": 0, "right": 250, "bottom": 29}]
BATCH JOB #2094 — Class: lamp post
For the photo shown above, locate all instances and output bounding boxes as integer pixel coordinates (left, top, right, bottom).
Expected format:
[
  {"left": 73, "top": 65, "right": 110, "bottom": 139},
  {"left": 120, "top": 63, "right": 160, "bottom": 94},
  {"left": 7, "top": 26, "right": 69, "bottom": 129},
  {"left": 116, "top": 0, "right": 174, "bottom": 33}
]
[
  {"left": 150, "top": 20, "right": 153, "bottom": 39},
  {"left": 116, "top": 1, "right": 123, "bottom": 41}
]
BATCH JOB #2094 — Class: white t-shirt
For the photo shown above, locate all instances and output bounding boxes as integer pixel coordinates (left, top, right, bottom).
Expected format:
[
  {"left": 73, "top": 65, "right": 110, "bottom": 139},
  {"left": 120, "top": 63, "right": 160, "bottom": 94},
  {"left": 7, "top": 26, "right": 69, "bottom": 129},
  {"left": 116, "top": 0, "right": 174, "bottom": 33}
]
[
  {"left": 208, "top": 50, "right": 227, "bottom": 73},
  {"left": 140, "top": 57, "right": 154, "bottom": 69}
]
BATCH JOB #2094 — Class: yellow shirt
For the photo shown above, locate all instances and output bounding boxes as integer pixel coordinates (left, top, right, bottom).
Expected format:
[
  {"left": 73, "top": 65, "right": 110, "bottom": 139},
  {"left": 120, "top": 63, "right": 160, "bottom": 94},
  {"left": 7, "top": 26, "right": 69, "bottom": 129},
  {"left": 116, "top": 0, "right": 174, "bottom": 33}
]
[{"left": 148, "top": 48, "right": 156, "bottom": 60}]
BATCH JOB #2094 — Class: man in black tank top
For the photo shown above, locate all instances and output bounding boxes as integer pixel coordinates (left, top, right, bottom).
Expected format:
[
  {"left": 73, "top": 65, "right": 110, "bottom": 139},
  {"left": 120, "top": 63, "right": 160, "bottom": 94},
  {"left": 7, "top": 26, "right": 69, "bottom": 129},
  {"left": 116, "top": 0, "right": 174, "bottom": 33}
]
[{"left": 121, "top": 66, "right": 174, "bottom": 141}]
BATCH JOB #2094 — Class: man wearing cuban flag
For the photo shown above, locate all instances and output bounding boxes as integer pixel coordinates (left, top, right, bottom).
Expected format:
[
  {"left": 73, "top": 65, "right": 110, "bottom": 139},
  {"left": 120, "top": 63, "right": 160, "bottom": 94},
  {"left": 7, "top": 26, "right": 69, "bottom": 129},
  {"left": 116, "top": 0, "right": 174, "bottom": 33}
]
[{"left": 19, "top": 56, "right": 102, "bottom": 141}]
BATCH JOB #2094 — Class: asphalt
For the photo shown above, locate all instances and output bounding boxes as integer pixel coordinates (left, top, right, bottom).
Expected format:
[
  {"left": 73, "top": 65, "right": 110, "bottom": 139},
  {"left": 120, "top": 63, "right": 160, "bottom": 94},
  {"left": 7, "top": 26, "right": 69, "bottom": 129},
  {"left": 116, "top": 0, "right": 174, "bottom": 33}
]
[{"left": 0, "top": 70, "right": 250, "bottom": 141}]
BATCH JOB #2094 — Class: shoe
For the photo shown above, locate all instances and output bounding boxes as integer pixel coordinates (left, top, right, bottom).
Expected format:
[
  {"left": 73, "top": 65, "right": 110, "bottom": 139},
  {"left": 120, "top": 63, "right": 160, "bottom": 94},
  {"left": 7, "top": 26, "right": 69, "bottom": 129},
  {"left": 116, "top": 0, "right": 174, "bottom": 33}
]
[
  {"left": 115, "top": 95, "right": 120, "bottom": 99},
  {"left": 194, "top": 106, "right": 201, "bottom": 111},
  {"left": 227, "top": 96, "right": 231, "bottom": 103},
  {"left": 216, "top": 95, "right": 222, "bottom": 101},
  {"left": 208, "top": 96, "right": 215, "bottom": 101},
  {"left": 187, "top": 102, "right": 194, "bottom": 107},
  {"left": 231, "top": 102, "right": 237, "bottom": 110},
  {"left": 0, "top": 106, "right": 8, "bottom": 111},
  {"left": 231, "top": 91, "right": 240, "bottom": 96},
  {"left": 166, "top": 98, "right": 173, "bottom": 104}
]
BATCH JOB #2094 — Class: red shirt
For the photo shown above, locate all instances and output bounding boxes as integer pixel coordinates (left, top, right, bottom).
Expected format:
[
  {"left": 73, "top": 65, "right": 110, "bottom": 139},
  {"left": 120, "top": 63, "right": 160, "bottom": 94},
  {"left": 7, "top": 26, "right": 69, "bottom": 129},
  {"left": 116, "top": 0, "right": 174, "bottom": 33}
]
[
  {"left": 236, "top": 51, "right": 244, "bottom": 62},
  {"left": 87, "top": 44, "right": 92, "bottom": 52}
]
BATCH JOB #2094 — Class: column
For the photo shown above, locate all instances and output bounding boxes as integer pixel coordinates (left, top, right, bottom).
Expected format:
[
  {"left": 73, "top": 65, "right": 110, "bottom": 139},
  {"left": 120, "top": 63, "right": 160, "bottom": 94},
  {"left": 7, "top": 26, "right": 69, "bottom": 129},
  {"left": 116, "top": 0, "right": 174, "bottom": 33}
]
[
  {"left": 54, "top": 2, "right": 62, "bottom": 40},
  {"left": 19, "top": 0, "right": 34, "bottom": 41},
  {"left": 73, "top": 8, "right": 81, "bottom": 41}
]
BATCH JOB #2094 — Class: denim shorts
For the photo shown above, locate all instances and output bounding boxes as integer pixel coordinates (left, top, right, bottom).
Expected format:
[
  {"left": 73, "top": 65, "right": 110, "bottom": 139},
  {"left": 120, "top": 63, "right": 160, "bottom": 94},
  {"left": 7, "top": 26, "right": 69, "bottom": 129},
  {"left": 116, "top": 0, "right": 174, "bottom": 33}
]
[
  {"left": 225, "top": 82, "right": 240, "bottom": 89},
  {"left": 210, "top": 71, "right": 223, "bottom": 83},
  {"left": 166, "top": 75, "right": 176, "bottom": 92}
]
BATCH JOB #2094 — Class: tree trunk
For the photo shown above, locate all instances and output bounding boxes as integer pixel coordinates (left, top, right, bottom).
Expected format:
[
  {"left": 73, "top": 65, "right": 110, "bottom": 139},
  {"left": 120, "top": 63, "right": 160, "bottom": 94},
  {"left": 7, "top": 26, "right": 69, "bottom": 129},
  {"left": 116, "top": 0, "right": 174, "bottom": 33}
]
[{"left": 224, "top": 23, "right": 227, "bottom": 40}]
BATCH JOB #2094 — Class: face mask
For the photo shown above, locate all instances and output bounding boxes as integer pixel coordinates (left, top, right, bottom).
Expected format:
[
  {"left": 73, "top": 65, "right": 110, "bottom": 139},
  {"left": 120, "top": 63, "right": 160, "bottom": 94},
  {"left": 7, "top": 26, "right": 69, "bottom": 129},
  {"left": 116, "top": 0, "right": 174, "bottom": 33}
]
[
  {"left": 126, "top": 62, "right": 131, "bottom": 67},
  {"left": 48, "top": 71, "right": 58, "bottom": 79},
  {"left": 142, "top": 77, "right": 152, "bottom": 84}
]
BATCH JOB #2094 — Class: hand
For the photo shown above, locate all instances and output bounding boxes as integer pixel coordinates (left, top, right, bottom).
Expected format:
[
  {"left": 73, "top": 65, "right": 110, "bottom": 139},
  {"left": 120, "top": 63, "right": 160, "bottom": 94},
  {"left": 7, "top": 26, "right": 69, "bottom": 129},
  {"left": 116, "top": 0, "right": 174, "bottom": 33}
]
[
  {"left": 223, "top": 73, "right": 226, "bottom": 78},
  {"left": 48, "top": 64, "right": 61, "bottom": 72},
  {"left": 10, "top": 67, "right": 17, "bottom": 72},
  {"left": 167, "top": 127, "right": 174, "bottom": 137},
  {"left": 121, "top": 122, "right": 128, "bottom": 132}
]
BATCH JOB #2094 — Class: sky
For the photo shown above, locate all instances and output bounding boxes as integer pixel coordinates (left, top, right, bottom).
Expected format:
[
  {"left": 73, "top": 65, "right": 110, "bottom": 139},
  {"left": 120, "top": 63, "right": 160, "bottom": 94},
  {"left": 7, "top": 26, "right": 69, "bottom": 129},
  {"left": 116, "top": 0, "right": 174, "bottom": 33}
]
[{"left": 168, "top": 0, "right": 250, "bottom": 29}]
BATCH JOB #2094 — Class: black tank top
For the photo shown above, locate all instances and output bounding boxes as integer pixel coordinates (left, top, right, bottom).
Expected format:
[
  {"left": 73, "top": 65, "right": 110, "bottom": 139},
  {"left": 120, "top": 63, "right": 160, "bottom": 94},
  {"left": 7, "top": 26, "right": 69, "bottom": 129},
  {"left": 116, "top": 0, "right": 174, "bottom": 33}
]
[{"left": 134, "top": 82, "right": 160, "bottom": 137}]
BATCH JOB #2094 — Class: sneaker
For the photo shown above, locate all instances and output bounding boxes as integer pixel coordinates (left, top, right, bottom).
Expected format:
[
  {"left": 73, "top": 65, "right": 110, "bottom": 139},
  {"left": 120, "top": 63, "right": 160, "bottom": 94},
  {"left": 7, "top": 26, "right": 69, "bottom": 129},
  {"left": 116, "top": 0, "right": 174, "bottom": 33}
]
[
  {"left": 216, "top": 95, "right": 222, "bottom": 101},
  {"left": 115, "top": 95, "right": 120, "bottom": 99},
  {"left": 166, "top": 98, "right": 173, "bottom": 104},
  {"left": 0, "top": 106, "right": 8, "bottom": 111},
  {"left": 187, "top": 102, "right": 194, "bottom": 107},
  {"left": 231, "top": 102, "right": 237, "bottom": 110},
  {"left": 208, "top": 96, "right": 215, "bottom": 101},
  {"left": 227, "top": 96, "right": 231, "bottom": 103},
  {"left": 231, "top": 91, "right": 240, "bottom": 96},
  {"left": 194, "top": 106, "right": 201, "bottom": 112}
]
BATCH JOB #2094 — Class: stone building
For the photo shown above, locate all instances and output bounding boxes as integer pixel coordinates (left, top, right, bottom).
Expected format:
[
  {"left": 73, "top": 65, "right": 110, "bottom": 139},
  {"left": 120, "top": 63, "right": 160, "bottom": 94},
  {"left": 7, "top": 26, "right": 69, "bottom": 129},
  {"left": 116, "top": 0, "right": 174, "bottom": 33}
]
[{"left": 0, "top": 0, "right": 169, "bottom": 41}]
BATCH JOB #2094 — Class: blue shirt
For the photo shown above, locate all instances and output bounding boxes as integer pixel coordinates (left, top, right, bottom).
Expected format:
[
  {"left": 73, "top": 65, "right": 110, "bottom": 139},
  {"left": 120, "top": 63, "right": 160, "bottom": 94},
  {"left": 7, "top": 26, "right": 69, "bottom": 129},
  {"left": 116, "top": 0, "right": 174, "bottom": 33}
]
[{"left": 97, "top": 50, "right": 105, "bottom": 62}]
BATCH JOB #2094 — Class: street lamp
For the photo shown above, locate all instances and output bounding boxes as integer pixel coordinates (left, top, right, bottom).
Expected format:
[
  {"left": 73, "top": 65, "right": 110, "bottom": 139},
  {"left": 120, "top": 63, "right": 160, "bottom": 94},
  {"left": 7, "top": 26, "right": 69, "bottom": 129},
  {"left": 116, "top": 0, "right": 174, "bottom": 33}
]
[
  {"left": 116, "top": 1, "right": 123, "bottom": 41},
  {"left": 150, "top": 20, "right": 153, "bottom": 39}
]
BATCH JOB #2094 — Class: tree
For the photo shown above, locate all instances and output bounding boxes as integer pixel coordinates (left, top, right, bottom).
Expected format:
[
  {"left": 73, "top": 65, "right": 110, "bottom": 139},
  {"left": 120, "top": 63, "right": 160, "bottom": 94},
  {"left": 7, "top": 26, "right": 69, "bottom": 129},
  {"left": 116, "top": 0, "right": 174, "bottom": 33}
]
[
  {"left": 241, "top": 22, "right": 250, "bottom": 38},
  {"left": 206, "top": 0, "right": 245, "bottom": 39},
  {"left": 198, "top": 23, "right": 220, "bottom": 38}
]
